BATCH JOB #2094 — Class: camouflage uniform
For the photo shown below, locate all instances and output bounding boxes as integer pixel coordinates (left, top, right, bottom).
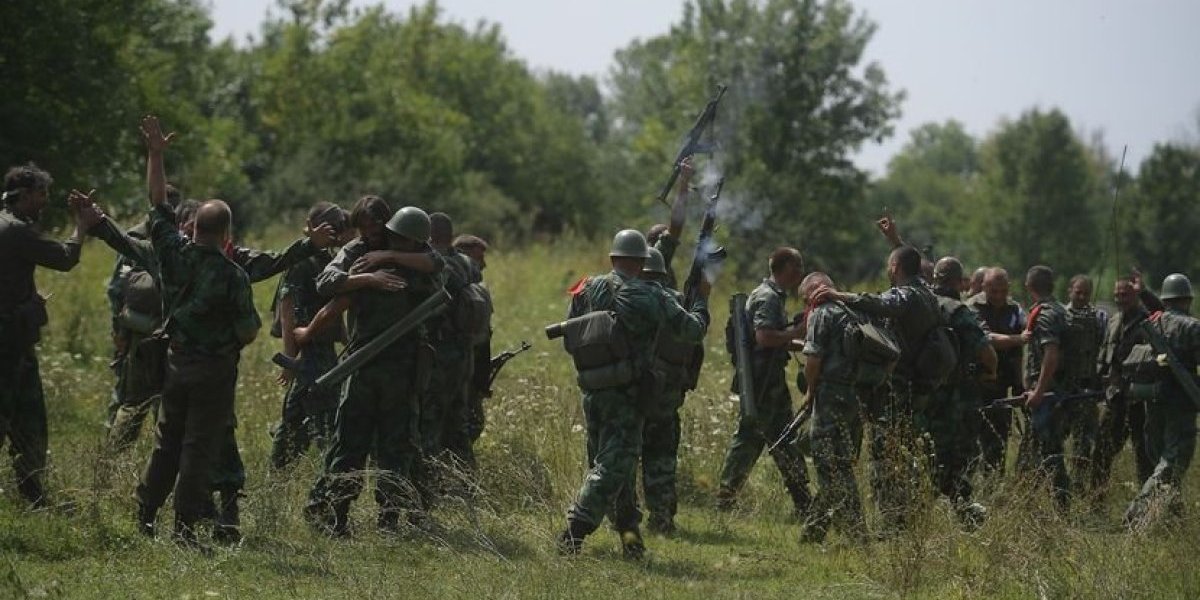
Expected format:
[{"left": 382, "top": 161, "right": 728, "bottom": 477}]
[
  {"left": 134, "top": 204, "right": 261, "bottom": 526},
  {"left": 1124, "top": 308, "right": 1200, "bottom": 526},
  {"left": 1091, "top": 306, "right": 1153, "bottom": 493},
  {"left": 654, "top": 234, "right": 680, "bottom": 291},
  {"left": 269, "top": 251, "right": 341, "bottom": 469},
  {"left": 967, "top": 293, "right": 1026, "bottom": 474},
  {"left": 565, "top": 271, "right": 708, "bottom": 538},
  {"left": 801, "top": 301, "right": 866, "bottom": 542},
  {"left": 640, "top": 283, "right": 695, "bottom": 532},
  {"left": 717, "top": 279, "right": 812, "bottom": 515},
  {"left": 0, "top": 206, "right": 81, "bottom": 506},
  {"left": 928, "top": 290, "right": 989, "bottom": 512},
  {"left": 1022, "top": 298, "right": 1072, "bottom": 508},
  {"left": 421, "top": 247, "right": 477, "bottom": 470},
  {"left": 1062, "top": 304, "right": 1106, "bottom": 494},
  {"left": 843, "top": 276, "right": 941, "bottom": 530},
  {"left": 463, "top": 257, "right": 490, "bottom": 443},
  {"left": 306, "top": 239, "right": 445, "bottom": 530}
]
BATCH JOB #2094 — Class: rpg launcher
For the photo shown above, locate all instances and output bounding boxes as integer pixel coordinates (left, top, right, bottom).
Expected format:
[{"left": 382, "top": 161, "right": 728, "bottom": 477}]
[
  {"left": 487, "top": 341, "right": 532, "bottom": 394},
  {"left": 656, "top": 84, "right": 727, "bottom": 208}
]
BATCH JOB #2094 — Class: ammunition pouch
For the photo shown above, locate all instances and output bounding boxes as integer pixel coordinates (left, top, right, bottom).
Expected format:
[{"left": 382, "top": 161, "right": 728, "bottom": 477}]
[
  {"left": 577, "top": 359, "right": 636, "bottom": 392},
  {"left": 843, "top": 317, "right": 900, "bottom": 389},
  {"left": 654, "top": 334, "right": 698, "bottom": 390},
  {"left": 560, "top": 310, "right": 639, "bottom": 392},
  {"left": 1123, "top": 343, "right": 1164, "bottom": 385}
]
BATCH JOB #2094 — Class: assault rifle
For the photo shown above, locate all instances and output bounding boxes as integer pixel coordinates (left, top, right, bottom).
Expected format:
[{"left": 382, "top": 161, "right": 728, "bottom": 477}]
[
  {"left": 487, "top": 341, "right": 532, "bottom": 393},
  {"left": 682, "top": 177, "right": 727, "bottom": 309},
  {"left": 1138, "top": 318, "right": 1200, "bottom": 411},
  {"left": 981, "top": 389, "right": 1104, "bottom": 410},
  {"left": 656, "top": 84, "right": 727, "bottom": 207},
  {"left": 769, "top": 397, "right": 814, "bottom": 453}
]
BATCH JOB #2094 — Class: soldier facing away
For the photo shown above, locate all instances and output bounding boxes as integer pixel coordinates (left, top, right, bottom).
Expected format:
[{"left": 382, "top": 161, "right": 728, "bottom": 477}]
[{"left": 557, "top": 229, "right": 709, "bottom": 559}]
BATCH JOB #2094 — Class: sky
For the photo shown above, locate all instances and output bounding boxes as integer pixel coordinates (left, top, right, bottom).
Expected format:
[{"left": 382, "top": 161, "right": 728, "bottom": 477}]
[{"left": 208, "top": 0, "right": 1200, "bottom": 175}]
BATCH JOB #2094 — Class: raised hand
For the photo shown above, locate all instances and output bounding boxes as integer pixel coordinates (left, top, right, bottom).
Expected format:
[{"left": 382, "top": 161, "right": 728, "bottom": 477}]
[
  {"left": 305, "top": 222, "right": 337, "bottom": 249},
  {"left": 139, "top": 115, "right": 176, "bottom": 152}
]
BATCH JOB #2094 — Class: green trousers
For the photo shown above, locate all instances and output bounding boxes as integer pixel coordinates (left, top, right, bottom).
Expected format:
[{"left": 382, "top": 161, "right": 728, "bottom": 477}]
[
  {"left": 0, "top": 346, "right": 48, "bottom": 505},
  {"left": 270, "top": 343, "right": 339, "bottom": 470},
  {"left": 567, "top": 387, "right": 644, "bottom": 534},
  {"left": 1125, "top": 394, "right": 1197, "bottom": 527},
  {"left": 641, "top": 387, "right": 685, "bottom": 527},
  {"left": 807, "top": 382, "right": 865, "bottom": 541}
]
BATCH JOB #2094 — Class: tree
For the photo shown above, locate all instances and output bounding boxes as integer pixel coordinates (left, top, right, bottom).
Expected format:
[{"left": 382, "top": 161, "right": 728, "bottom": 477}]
[
  {"left": 607, "top": 0, "right": 903, "bottom": 278},
  {"left": 969, "top": 109, "right": 1101, "bottom": 278},
  {"left": 1125, "top": 144, "right": 1200, "bottom": 280}
]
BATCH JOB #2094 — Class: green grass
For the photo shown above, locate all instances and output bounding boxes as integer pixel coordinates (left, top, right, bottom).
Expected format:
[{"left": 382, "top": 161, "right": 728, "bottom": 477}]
[{"left": 2, "top": 226, "right": 1199, "bottom": 599}]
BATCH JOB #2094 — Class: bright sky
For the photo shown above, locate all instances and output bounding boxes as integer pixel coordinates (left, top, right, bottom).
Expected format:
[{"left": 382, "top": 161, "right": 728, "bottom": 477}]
[{"left": 208, "top": 0, "right": 1200, "bottom": 175}]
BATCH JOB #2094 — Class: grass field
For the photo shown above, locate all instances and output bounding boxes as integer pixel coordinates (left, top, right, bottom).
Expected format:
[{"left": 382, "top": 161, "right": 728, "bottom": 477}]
[{"left": 2, "top": 224, "right": 1199, "bottom": 599}]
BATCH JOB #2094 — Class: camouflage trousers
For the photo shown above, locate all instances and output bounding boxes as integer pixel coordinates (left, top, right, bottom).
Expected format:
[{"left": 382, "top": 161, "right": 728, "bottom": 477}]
[
  {"left": 0, "top": 346, "right": 48, "bottom": 505},
  {"left": 866, "top": 379, "right": 931, "bottom": 531},
  {"left": 1090, "top": 391, "right": 1151, "bottom": 496},
  {"left": 1124, "top": 394, "right": 1197, "bottom": 528},
  {"left": 269, "top": 343, "right": 339, "bottom": 470},
  {"left": 717, "top": 368, "right": 812, "bottom": 513},
  {"left": 421, "top": 339, "right": 475, "bottom": 468},
  {"left": 567, "top": 386, "right": 644, "bottom": 535},
  {"left": 806, "top": 382, "right": 865, "bottom": 542},
  {"left": 925, "top": 380, "right": 982, "bottom": 506},
  {"left": 1065, "top": 396, "right": 1100, "bottom": 497},
  {"left": 307, "top": 352, "right": 422, "bottom": 520},
  {"left": 135, "top": 349, "right": 238, "bottom": 520},
  {"left": 640, "top": 387, "right": 685, "bottom": 529},
  {"left": 465, "top": 339, "right": 491, "bottom": 443},
  {"left": 107, "top": 330, "right": 165, "bottom": 452},
  {"left": 977, "top": 381, "right": 1020, "bottom": 475}
]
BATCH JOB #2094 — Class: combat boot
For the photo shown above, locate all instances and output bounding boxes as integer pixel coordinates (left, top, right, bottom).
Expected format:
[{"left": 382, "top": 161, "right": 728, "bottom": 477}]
[
  {"left": 214, "top": 489, "right": 242, "bottom": 544},
  {"left": 556, "top": 519, "right": 590, "bottom": 556},
  {"left": 135, "top": 502, "right": 158, "bottom": 538},
  {"left": 618, "top": 528, "right": 645, "bottom": 560},
  {"left": 646, "top": 513, "right": 676, "bottom": 536},
  {"left": 715, "top": 487, "right": 737, "bottom": 513}
]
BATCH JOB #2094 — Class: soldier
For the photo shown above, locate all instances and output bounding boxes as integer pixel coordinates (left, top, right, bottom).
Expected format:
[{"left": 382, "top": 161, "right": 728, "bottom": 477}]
[
  {"left": 133, "top": 116, "right": 261, "bottom": 547},
  {"left": 1124, "top": 273, "right": 1200, "bottom": 529},
  {"left": 303, "top": 201, "right": 445, "bottom": 536},
  {"left": 454, "top": 234, "right": 492, "bottom": 444},
  {"left": 1062, "top": 275, "right": 1105, "bottom": 495},
  {"left": 0, "top": 164, "right": 100, "bottom": 508},
  {"left": 798, "top": 272, "right": 866, "bottom": 543},
  {"left": 1090, "top": 277, "right": 1153, "bottom": 498},
  {"left": 1020, "top": 265, "right": 1073, "bottom": 509},
  {"left": 637, "top": 247, "right": 698, "bottom": 534},
  {"left": 968, "top": 268, "right": 1028, "bottom": 475},
  {"left": 715, "top": 247, "right": 812, "bottom": 519},
  {"left": 268, "top": 202, "right": 351, "bottom": 470},
  {"left": 928, "top": 258, "right": 996, "bottom": 525},
  {"left": 557, "top": 229, "right": 709, "bottom": 559},
  {"left": 968, "top": 266, "right": 988, "bottom": 298},
  {"left": 812, "top": 243, "right": 944, "bottom": 531},
  {"left": 419, "top": 212, "right": 481, "bottom": 481}
]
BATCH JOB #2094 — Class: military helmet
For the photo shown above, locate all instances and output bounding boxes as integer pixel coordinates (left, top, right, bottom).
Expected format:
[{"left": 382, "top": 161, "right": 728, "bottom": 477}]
[
  {"left": 1160, "top": 273, "right": 1193, "bottom": 300},
  {"left": 385, "top": 206, "right": 431, "bottom": 242},
  {"left": 609, "top": 229, "right": 651, "bottom": 259},
  {"left": 643, "top": 247, "right": 668, "bottom": 275}
]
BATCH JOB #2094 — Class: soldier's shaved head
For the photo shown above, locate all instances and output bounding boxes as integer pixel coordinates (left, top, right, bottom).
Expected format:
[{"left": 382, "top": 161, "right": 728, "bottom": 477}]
[
  {"left": 194, "top": 200, "right": 232, "bottom": 238},
  {"left": 429, "top": 212, "right": 453, "bottom": 245},
  {"left": 799, "top": 271, "right": 832, "bottom": 302}
]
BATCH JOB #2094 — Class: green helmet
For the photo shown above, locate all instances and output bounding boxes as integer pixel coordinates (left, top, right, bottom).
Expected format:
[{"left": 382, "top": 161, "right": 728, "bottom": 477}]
[
  {"left": 385, "top": 206, "right": 431, "bottom": 242},
  {"left": 609, "top": 229, "right": 651, "bottom": 259},
  {"left": 643, "top": 247, "right": 668, "bottom": 275},
  {"left": 1161, "top": 273, "right": 1193, "bottom": 300}
]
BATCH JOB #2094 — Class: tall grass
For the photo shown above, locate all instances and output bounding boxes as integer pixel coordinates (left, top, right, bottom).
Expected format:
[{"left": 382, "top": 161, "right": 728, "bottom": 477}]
[{"left": 0, "top": 226, "right": 1197, "bottom": 599}]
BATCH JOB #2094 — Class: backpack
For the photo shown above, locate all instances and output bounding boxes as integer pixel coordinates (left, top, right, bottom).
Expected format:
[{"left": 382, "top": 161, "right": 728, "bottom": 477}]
[
  {"left": 117, "top": 267, "right": 163, "bottom": 335},
  {"left": 915, "top": 294, "right": 959, "bottom": 388},
  {"left": 839, "top": 302, "right": 901, "bottom": 388},
  {"left": 561, "top": 310, "right": 637, "bottom": 391},
  {"left": 446, "top": 256, "right": 492, "bottom": 343}
]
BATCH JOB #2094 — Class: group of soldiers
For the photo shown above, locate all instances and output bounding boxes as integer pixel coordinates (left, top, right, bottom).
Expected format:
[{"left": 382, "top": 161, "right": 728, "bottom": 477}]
[
  {"left": 0, "top": 116, "right": 496, "bottom": 548},
  {"left": 2, "top": 119, "right": 1198, "bottom": 559},
  {"left": 557, "top": 170, "right": 1200, "bottom": 556}
]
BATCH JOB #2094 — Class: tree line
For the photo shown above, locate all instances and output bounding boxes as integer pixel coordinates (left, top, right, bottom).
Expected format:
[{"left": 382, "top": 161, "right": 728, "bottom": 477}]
[{"left": 2, "top": 0, "right": 1196, "bottom": 285}]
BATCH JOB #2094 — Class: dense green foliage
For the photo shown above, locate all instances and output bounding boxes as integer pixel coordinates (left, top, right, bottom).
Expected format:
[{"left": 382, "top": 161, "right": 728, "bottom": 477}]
[{"left": 2, "top": 0, "right": 1197, "bottom": 282}]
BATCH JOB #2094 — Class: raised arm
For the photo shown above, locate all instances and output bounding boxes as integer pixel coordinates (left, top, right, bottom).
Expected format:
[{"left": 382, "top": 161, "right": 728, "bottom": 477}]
[
  {"left": 667, "top": 155, "right": 694, "bottom": 241},
  {"left": 139, "top": 116, "right": 175, "bottom": 209}
]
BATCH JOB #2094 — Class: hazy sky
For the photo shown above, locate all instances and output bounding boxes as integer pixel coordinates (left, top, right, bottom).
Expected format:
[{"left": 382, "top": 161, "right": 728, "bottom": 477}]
[{"left": 208, "top": 0, "right": 1200, "bottom": 175}]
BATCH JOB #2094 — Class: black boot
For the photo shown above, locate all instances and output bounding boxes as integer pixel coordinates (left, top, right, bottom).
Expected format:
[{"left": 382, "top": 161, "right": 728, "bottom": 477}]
[
  {"left": 214, "top": 489, "right": 242, "bottom": 544},
  {"left": 618, "top": 527, "right": 645, "bottom": 560},
  {"left": 136, "top": 502, "right": 158, "bottom": 538},
  {"left": 556, "top": 519, "right": 591, "bottom": 556},
  {"left": 646, "top": 513, "right": 676, "bottom": 536}
]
